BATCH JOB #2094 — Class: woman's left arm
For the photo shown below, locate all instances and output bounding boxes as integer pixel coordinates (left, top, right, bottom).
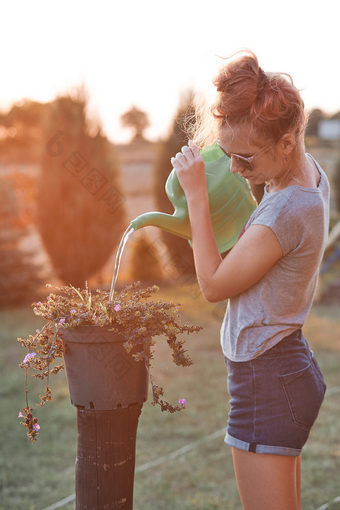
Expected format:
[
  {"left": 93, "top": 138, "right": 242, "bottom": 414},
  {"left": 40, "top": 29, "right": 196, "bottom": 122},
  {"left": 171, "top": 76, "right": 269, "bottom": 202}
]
[{"left": 172, "top": 142, "right": 283, "bottom": 302}]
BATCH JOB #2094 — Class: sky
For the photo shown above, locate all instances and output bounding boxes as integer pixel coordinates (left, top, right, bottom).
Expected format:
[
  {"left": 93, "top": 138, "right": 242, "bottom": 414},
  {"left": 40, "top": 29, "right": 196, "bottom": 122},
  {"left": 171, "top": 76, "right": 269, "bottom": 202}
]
[{"left": 1, "top": 0, "right": 339, "bottom": 143}]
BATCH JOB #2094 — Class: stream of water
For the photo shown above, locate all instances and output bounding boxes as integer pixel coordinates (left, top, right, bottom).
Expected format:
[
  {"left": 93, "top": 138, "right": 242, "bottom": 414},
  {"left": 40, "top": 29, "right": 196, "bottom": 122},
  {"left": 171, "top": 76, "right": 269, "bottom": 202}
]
[{"left": 109, "top": 225, "right": 135, "bottom": 302}]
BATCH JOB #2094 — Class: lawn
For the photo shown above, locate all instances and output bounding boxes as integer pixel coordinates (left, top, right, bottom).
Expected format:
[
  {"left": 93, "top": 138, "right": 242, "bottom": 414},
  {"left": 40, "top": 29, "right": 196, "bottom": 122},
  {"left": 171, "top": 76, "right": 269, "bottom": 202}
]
[{"left": 0, "top": 283, "right": 339, "bottom": 510}]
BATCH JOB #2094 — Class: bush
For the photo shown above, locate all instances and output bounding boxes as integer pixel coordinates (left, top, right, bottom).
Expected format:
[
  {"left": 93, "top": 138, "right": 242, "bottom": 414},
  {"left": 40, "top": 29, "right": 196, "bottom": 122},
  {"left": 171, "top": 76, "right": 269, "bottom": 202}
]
[
  {"left": 129, "top": 233, "right": 163, "bottom": 284},
  {"left": 36, "top": 88, "right": 127, "bottom": 287},
  {"left": 0, "top": 177, "right": 43, "bottom": 308}
]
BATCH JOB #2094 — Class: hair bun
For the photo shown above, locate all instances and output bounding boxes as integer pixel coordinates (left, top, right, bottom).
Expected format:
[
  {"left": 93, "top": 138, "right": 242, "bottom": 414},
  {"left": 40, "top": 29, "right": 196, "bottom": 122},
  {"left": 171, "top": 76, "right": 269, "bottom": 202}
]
[
  {"left": 207, "top": 50, "right": 306, "bottom": 144},
  {"left": 257, "top": 67, "right": 268, "bottom": 92}
]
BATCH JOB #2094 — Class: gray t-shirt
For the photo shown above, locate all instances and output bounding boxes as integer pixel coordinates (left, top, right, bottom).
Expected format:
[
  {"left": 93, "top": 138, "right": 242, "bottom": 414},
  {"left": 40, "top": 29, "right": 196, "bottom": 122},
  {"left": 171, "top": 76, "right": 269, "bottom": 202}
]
[{"left": 220, "top": 153, "right": 330, "bottom": 361}]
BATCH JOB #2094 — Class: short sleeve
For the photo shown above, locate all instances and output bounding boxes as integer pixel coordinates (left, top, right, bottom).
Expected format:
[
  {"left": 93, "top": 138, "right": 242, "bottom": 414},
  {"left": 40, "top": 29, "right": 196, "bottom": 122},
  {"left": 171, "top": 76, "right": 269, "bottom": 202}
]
[{"left": 250, "top": 191, "right": 302, "bottom": 257}]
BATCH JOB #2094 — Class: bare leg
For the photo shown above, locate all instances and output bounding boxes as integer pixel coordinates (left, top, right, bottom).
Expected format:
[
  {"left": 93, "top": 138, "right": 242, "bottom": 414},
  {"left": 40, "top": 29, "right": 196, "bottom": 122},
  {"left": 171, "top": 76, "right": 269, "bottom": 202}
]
[
  {"left": 231, "top": 447, "right": 301, "bottom": 510},
  {"left": 296, "top": 454, "right": 302, "bottom": 510}
]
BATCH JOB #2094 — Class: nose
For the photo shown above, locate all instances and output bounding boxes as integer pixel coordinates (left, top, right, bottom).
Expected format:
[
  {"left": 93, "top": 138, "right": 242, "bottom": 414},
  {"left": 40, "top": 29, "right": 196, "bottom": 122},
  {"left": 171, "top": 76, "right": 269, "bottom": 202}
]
[{"left": 230, "top": 159, "right": 240, "bottom": 175}]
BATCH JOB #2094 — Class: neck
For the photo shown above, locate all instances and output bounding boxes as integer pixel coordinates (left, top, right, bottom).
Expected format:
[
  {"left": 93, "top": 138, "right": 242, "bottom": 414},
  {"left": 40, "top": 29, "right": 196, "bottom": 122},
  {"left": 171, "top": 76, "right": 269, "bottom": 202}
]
[{"left": 267, "top": 145, "right": 311, "bottom": 192}]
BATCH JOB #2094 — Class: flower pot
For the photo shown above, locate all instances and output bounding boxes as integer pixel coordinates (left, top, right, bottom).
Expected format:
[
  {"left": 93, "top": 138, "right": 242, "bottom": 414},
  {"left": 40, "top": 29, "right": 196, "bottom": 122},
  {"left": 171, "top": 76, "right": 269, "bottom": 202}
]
[
  {"left": 62, "top": 325, "right": 149, "bottom": 410},
  {"left": 61, "top": 325, "right": 149, "bottom": 509}
]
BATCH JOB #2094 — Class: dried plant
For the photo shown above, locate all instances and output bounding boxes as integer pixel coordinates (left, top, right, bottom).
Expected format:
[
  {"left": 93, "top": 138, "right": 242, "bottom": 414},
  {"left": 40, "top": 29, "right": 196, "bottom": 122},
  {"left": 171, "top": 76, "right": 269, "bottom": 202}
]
[{"left": 17, "top": 280, "right": 203, "bottom": 441}]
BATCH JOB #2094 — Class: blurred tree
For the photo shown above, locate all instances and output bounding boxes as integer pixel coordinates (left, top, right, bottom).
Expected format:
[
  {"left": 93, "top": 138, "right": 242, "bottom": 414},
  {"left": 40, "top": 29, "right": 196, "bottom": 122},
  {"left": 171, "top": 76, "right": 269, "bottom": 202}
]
[
  {"left": 0, "top": 100, "right": 48, "bottom": 164},
  {"left": 331, "top": 111, "right": 340, "bottom": 120},
  {"left": 0, "top": 230, "right": 44, "bottom": 308},
  {"left": 2, "top": 169, "right": 38, "bottom": 227},
  {"left": 129, "top": 233, "right": 163, "bottom": 284},
  {"left": 153, "top": 90, "right": 197, "bottom": 283},
  {"left": 305, "top": 108, "right": 326, "bottom": 137},
  {"left": 0, "top": 178, "right": 43, "bottom": 308},
  {"left": 120, "top": 106, "right": 150, "bottom": 142},
  {"left": 36, "top": 85, "right": 127, "bottom": 288}
]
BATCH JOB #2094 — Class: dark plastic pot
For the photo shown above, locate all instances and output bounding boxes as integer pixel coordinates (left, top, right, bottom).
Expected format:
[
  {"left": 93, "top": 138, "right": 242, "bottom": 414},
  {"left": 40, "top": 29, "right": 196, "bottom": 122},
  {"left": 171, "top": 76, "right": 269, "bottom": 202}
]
[
  {"left": 62, "top": 325, "right": 149, "bottom": 410},
  {"left": 61, "top": 325, "right": 149, "bottom": 509}
]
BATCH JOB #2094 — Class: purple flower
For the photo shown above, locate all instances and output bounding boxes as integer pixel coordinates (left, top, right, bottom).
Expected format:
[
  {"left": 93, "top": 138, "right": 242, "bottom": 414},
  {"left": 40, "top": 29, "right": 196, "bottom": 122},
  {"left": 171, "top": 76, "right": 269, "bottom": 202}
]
[
  {"left": 178, "top": 398, "right": 186, "bottom": 406},
  {"left": 70, "top": 309, "right": 76, "bottom": 314},
  {"left": 23, "top": 352, "right": 37, "bottom": 364},
  {"left": 18, "top": 411, "right": 24, "bottom": 418},
  {"left": 33, "top": 423, "right": 40, "bottom": 431},
  {"left": 114, "top": 304, "right": 121, "bottom": 312},
  {"left": 58, "top": 318, "right": 66, "bottom": 326},
  {"left": 36, "top": 301, "right": 42, "bottom": 306}
]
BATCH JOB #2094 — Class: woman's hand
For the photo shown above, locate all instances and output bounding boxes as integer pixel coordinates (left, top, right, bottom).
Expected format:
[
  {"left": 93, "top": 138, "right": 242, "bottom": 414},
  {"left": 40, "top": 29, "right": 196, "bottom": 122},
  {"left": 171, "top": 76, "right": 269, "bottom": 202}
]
[{"left": 170, "top": 140, "right": 206, "bottom": 200}]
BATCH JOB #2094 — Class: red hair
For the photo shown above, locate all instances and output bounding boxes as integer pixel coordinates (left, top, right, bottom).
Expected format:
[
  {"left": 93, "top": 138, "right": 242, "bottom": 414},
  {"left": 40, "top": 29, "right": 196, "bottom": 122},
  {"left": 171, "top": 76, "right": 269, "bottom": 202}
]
[{"left": 211, "top": 50, "right": 306, "bottom": 144}]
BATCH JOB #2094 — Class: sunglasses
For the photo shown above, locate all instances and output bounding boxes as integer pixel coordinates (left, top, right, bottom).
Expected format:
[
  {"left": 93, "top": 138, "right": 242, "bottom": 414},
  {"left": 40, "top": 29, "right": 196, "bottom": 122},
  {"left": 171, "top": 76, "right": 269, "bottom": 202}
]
[{"left": 216, "top": 139, "right": 270, "bottom": 172}]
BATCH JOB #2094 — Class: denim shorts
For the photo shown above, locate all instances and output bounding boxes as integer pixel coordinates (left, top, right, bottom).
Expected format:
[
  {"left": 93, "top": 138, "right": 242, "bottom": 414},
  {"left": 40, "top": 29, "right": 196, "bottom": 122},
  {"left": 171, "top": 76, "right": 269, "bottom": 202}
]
[{"left": 224, "top": 329, "right": 327, "bottom": 456}]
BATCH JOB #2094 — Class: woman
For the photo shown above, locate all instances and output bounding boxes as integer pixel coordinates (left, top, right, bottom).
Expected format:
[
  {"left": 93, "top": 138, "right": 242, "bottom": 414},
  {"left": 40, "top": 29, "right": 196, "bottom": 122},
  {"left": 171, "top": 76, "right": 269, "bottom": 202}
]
[{"left": 170, "top": 50, "right": 329, "bottom": 510}]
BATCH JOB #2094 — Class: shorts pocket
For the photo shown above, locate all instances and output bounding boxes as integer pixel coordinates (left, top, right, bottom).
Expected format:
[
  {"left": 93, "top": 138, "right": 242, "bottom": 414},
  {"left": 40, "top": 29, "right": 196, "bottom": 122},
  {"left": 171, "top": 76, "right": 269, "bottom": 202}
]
[
  {"left": 279, "top": 360, "right": 325, "bottom": 430},
  {"left": 311, "top": 355, "right": 327, "bottom": 394}
]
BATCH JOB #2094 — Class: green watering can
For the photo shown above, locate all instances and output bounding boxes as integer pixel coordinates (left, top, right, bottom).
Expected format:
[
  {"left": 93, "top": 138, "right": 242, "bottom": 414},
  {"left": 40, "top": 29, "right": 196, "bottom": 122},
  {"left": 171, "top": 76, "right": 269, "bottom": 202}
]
[{"left": 129, "top": 142, "right": 257, "bottom": 254}]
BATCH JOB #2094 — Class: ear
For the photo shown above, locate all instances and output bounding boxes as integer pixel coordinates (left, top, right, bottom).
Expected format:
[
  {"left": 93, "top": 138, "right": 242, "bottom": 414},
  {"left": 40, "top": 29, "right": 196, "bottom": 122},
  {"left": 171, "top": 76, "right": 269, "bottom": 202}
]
[{"left": 278, "top": 132, "right": 296, "bottom": 157}]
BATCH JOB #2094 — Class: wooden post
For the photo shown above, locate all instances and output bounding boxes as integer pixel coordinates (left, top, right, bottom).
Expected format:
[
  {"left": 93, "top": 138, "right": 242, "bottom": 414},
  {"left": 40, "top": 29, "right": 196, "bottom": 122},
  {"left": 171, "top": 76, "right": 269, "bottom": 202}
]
[{"left": 75, "top": 403, "right": 143, "bottom": 509}]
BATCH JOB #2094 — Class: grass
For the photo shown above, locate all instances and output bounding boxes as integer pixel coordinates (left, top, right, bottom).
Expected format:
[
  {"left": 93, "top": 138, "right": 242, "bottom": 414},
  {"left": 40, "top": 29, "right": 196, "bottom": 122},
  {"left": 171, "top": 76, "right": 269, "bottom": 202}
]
[{"left": 0, "top": 284, "right": 339, "bottom": 510}]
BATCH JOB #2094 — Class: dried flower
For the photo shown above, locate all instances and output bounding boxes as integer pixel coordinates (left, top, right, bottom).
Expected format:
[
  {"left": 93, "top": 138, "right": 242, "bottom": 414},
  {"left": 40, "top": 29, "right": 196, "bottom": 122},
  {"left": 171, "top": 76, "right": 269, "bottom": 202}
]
[
  {"left": 17, "top": 280, "right": 203, "bottom": 441},
  {"left": 23, "top": 352, "right": 37, "bottom": 364}
]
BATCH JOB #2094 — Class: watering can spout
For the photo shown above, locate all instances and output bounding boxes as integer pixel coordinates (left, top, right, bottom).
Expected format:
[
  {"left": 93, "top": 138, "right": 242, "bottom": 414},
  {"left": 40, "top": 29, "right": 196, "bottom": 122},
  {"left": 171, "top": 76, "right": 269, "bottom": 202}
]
[{"left": 129, "top": 212, "right": 191, "bottom": 240}]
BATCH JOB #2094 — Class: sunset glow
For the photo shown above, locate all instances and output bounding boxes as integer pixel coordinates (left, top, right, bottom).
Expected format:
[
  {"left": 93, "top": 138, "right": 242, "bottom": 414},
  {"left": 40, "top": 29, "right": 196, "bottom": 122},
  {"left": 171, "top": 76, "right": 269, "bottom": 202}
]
[{"left": 1, "top": 0, "right": 339, "bottom": 143}]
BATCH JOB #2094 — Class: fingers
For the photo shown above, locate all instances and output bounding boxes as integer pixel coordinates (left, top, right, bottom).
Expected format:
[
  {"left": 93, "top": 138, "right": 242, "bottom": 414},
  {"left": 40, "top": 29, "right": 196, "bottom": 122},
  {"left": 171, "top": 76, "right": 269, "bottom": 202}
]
[
  {"left": 188, "top": 140, "right": 201, "bottom": 159},
  {"left": 171, "top": 154, "right": 183, "bottom": 169},
  {"left": 175, "top": 152, "right": 186, "bottom": 159},
  {"left": 183, "top": 141, "right": 201, "bottom": 159},
  {"left": 170, "top": 141, "right": 201, "bottom": 168},
  {"left": 181, "top": 145, "right": 194, "bottom": 158},
  {"left": 171, "top": 150, "right": 189, "bottom": 169},
  {"left": 171, "top": 151, "right": 184, "bottom": 163},
  {"left": 173, "top": 142, "right": 200, "bottom": 160}
]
